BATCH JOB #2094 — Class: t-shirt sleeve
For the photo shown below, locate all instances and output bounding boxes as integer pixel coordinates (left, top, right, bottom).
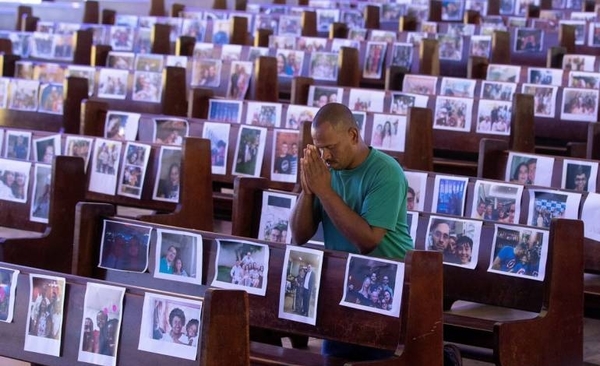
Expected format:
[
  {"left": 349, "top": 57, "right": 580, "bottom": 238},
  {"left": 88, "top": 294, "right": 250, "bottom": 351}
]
[{"left": 361, "top": 163, "right": 404, "bottom": 231}]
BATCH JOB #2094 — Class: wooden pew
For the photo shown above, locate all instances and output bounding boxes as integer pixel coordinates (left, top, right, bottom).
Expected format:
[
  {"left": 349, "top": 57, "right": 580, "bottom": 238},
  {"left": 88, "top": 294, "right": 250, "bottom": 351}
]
[
  {"left": 72, "top": 201, "right": 444, "bottom": 366},
  {"left": 0, "top": 156, "right": 86, "bottom": 273},
  {"left": 0, "top": 260, "right": 250, "bottom": 366}
]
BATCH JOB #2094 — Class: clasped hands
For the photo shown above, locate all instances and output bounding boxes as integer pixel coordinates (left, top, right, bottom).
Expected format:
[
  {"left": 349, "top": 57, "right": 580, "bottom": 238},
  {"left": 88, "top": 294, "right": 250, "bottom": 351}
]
[{"left": 300, "top": 144, "right": 331, "bottom": 197}]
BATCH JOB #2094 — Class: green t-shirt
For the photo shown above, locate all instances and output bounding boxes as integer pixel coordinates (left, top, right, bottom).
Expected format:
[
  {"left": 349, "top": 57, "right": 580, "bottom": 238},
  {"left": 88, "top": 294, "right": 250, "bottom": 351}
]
[{"left": 315, "top": 148, "right": 414, "bottom": 259}]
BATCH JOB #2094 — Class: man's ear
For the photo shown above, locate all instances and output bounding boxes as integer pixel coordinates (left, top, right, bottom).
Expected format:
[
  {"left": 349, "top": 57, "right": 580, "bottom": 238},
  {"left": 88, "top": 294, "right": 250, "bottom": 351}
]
[{"left": 349, "top": 127, "right": 359, "bottom": 142}]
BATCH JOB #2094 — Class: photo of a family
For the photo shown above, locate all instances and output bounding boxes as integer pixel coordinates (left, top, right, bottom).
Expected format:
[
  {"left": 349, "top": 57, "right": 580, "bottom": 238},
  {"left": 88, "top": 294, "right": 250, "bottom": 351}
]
[
  {"left": 426, "top": 216, "right": 482, "bottom": 268},
  {"left": 99, "top": 219, "right": 152, "bottom": 272},
  {"left": 258, "top": 191, "right": 297, "bottom": 244},
  {"left": 471, "top": 180, "right": 523, "bottom": 224},
  {"left": 370, "top": 114, "right": 406, "bottom": 152},
  {"left": 212, "top": 239, "right": 270, "bottom": 296},
  {"left": 155, "top": 228, "right": 202, "bottom": 284}
]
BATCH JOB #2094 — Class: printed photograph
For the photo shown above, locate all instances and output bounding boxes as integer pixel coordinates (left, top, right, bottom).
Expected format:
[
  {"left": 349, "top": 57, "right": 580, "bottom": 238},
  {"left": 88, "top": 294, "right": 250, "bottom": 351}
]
[
  {"left": 521, "top": 84, "right": 558, "bottom": 118},
  {"left": 66, "top": 65, "right": 96, "bottom": 96},
  {"left": 486, "top": 64, "right": 521, "bottom": 83},
  {"left": 561, "top": 159, "right": 598, "bottom": 192},
  {"left": 562, "top": 54, "right": 596, "bottom": 72},
  {"left": 226, "top": 61, "right": 252, "bottom": 100},
  {"left": 89, "top": 138, "right": 122, "bottom": 195},
  {"left": 279, "top": 245, "right": 323, "bottom": 325},
  {"left": 470, "top": 35, "right": 492, "bottom": 58},
  {"left": 568, "top": 71, "right": 600, "bottom": 89},
  {"left": 437, "top": 34, "right": 463, "bottom": 61},
  {"left": 488, "top": 224, "right": 548, "bottom": 281},
  {"left": 348, "top": 88, "right": 386, "bottom": 113},
  {"left": 98, "top": 219, "right": 152, "bottom": 272},
  {"left": 135, "top": 53, "right": 164, "bottom": 72},
  {"left": 153, "top": 118, "right": 188, "bottom": 146},
  {"left": 97, "top": 68, "right": 129, "bottom": 100},
  {"left": 0, "top": 158, "right": 30, "bottom": 203},
  {"left": 278, "top": 15, "right": 302, "bottom": 36},
  {"left": 514, "top": 28, "right": 544, "bottom": 52},
  {"left": 132, "top": 71, "right": 163, "bottom": 103},
  {"left": 153, "top": 146, "right": 182, "bottom": 202},
  {"left": 154, "top": 228, "right": 203, "bottom": 284},
  {"left": 202, "top": 122, "right": 230, "bottom": 175},
  {"left": 233, "top": 126, "right": 267, "bottom": 177},
  {"left": 528, "top": 189, "right": 582, "bottom": 228},
  {"left": 389, "top": 92, "right": 429, "bottom": 115},
  {"left": 588, "top": 23, "right": 600, "bottom": 46},
  {"left": 190, "top": 59, "right": 222, "bottom": 87},
  {"left": 561, "top": 87, "right": 599, "bottom": 122},
  {"left": 390, "top": 42, "right": 414, "bottom": 70},
  {"left": 8, "top": 79, "right": 39, "bottom": 111},
  {"left": 109, "top": 26, "right": 135, "bottom": 51},
  {"left": 4, "top": 130, "right": 32, "bottom": 161},
  {"left": 0, "top": 78, "right": 8, "bottom": 108},
  {"left": 441, "top": 0, "right": 465, "bottom": 21},
  {"left": 505, "top": 152, "right": 554, "bottom": 186},
  {"left": 308, "top": 86, "right": 343, "bottom": 108},
  {"left": 271, "top": 130, "right": 299, "bottom": 183},
  {"left": 476, "top": 99, "right": 512, "bottom": 135},
  {"left": 64, "top": 136, "right": 93, "bottom": 172},
  {"left": 471, "top": 180, "right": 523, "bottom": 223},
  {"left": 440, "top": 77, "right": 476, "bottom": 98},
  {"left": 258, "top": 191, "right": 297, "bottom": 243},
  {"left": 106, "top": 51, "right": 135, "bottom": 70},
  {"left": 138, "top": 293, "right": 202, "bottom": 360},
  {"left": 38, "top": 83, "right": 63, "bottom": 114},
  {"left": 269, "top": 35, "right": 296, "bottom": 50},
  {"left": 402, "top": 75, "right": 438, "bottom": 95},
  {"left": 363, "top": 42, "right": 387, "bottom": 79},
  {"left": 309, "top": 52, "right": 339, "bottom": 81},
  {"left": 211, "top": 19, "right": 231, "bottom": 44},
  {"left": 30, "top": 163, "right": 52, "bottom": 223},
  {"left": 207, "top": 99, "right": 242, "bottom": 123},
  {"left": 480, "top": 81, "right": 516, "bottom": 101},
  {"left": 296, "top": 36, "right": 327, "bottom": 53},
  {"left": 165, "top": 55, "right": 188, "bottom": 68},
  {"left": 221, "top": 44, "right": 242, "bottom": 62},
  {"left": 340, "top": 254, "right": 404, "bottom": 316},
  {"left": 285, "top": 105, "right": 319, "bottom": 129},
  {"left": 527, "top": 67, "right": 563, "bottom": 86},
  {"left": 118, "top": 142, "right": 150, "bottom": 199},
  {"left": 212, "top": 239, "right": 270, "bottom": 296},
  {"left": 430, "top": 175, "right": 469, "bottom": 216},
  {"left": 24, "top": 274, "right": 66, "bottom": 357},
  {"left": 0, "top": 267, "right": 19, "bottom": 323},
  {"left": 77, "top": 282, "right": 125, "bottom": 366},
  {"left": 370, "top": 114, "right": 406, "bottom": 152},
  {"left": 105, "top": 111, "right": 140, "bottom": 141},
  {"left": 30, "top": 32, "right": 55, "bottom": 59},
  {"left": 433, "top": 96, "right": 474, "bottom": 132},
  {"left": 276, "top": 50, "right": 305, "bottom": 77},
  {"left": 369, "top": 30, "right": 397, "bottom": 43},
  {"left": 405, "top": 171, "right": 427, "bottom": 212},
  {"left": 245, "top": 102, "right": 282, "bottom": 128},
  {"left": 582, "top": 192, "right": 600, "bottom": 241},
  {"left": 34, "top": 63, "right": 66, "bottom": 84},
  {"left": 426, "top": 215, "right": 482, "bottom": 268}
]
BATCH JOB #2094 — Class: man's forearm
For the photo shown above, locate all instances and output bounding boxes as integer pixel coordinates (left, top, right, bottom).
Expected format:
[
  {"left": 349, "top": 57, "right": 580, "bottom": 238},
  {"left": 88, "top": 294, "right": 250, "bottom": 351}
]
[{"left": 290, "top": 191, "right": 318, "bottom": 244}]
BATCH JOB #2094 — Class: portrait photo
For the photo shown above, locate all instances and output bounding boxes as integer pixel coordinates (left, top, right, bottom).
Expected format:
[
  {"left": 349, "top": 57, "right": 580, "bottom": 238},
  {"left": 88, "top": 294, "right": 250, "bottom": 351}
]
[
  {"left": 431, "top": 175, "right": 469, "bottom": 216},
  {"left": 370, "top": 114, "right": 406, "bottom": 152},
  {"left": 561, "top": 87, "right": 599, "bottom": 122},
  {"left": 24, "top": 274, "right": 66, "bottom": 357},
  {"left": 212, "top": 239, "right": 270, "bottom": 296},
  {"left": 316, "top": 9, "right": 339, "bottom": 32},
  {"left": 271, "top": 129, "right": 299, "bottom": 183},
  {"left": 153, "top": 118, "right": 188, "bottom": 146},
  {"left": 340, "top": 253, "right": 404, "bottom": 316},
  {"left": 488, "top": 224, "right": 548, "bottom": 281},
  {"left": 588, "top": 23, "right": 600, "bottom": 46},
  {"left": 331, "top": 38, "right": 360, "bottom": 53},
  {"left": 521, "top": 84, "right": 558, "bottom": 118},
  {"left": 440, "top": 77, "right": 476, "bottom": 98},
  {"left": 582, "top": 192, "right": 600, "bottom": 241},
  {"left": 310, "top": 52, "right": 339, "bottom": 81},
  {"left": 402, "top": 74, "right": 438, "bottom": 95},
  {"left": 118, "top": 142, "right": 150, "bottom": 199},
  {"left": 470, "top": 35, "right": 491, "bottom": 58},
  {"left": 426, "top": 215, "right": 482, "bottom": 268},
  {"left": 108, "top": 25, "right": 135, "bottom": 51},
  {"left": 348, "top": 88, "right": 385, "bottom": 113},
  {"left": 89, "top": 139, "right": 122, "bottom": 195},
  {"left": 561, "top": 159, "right": 598, "bottom": 192},
  {"left": 153, "top": 146, "right": 182, "bottom": 202},
  {"left": 64, "top": 136, "right": 93, "bottom": 172},
  {"left": 4, "top": 130, "right": 32, "bottom": 161},
  {"left": 38, "top": 83, "right": 63, "bottom": 114},
  {"left": 0, "top": 158, "right": 30, "bottom": 203},
  {"left": 135, "top": 53, "right": 164, "bottom": 72},
  {"left": 202, "top": 122, "right": 230, "bottom": 175},
  {"left": 441, "top": 0, "right": 464, "bottom": 21},
  {"left": 207, "top": 99, "right": 242, "bottom": 124},
  {"left": 527, "top": 67, "right": 563, "bottom": 86},
  {"left": 226, "top": 61, "right": 252, "bottom": 100},
  {"left": 486, "top": 64, "right": 521, "bottom": 83},
  {"left": 105, "top": 111, "right": 140, "bottom": 141},
  {"left": 278, "top": 15, "right": 302, "bottom": 36},
  {"left": 275, "top": 49, "right": 305, "bottom": 77},
  {"left": 77, "top": 282, "right": 125, "bottom": 366},
  {"left": 8, "top": 79, "right": 39, "bottom": 111},
  {"left": 405, "top": 171, "right": 427, "bottom": 212},
  {"left": 98, "top": 219, "right": 152, "bottom": 272},
  {"left": 246, "top": 46, "right": 269, "bottom": 63},
  {"left": 476, "top": 99, "right": 512, "bottom": 135},
  {"left": 434, "top": 96, "right": 473, "bottom": 132},
  {"left": 390, "top": 42, "right": 414, "bottom": 70},
  {"left": 138, "top": 293, "right": 201, "bottom": 360},
  {"left": 154, "top": 228, "right": 203, "bottom": 284},
  {"left": 97, "top": 68, "right": 129, "bottom": 100},
  {"left": 212, "top": 19, "right": 232, "bottom": 44},
  {"left": 389, "top": 92, "right": 429, "bottom": 115},
  {"left": 245, "top": 102, "right": 283, "bottom": 128},
  {"left": 107, "top": 51, "right": 135, "bottom": 70},
  {"left": 363, "top": 42, "right": 387, "bottom": 79},
  {"left": 528, "top": 189, "right": 582, "bottom": 228},
  {"left": 30, "top": 164, "right": 52, "bottom": 223},
  {"left": 505, "top": 152, "right": 554, "bottom": 186},
  {"left": 437, "top": 34, "right": 463, "bottom": 61},
  {"left": 232, "top": 126, "right": 267, "bottom": 177},
  {"left": 514, "top": 28, "right": 543, "bottom": 52},
  {"left": 190, "top": 58, "right": 222, "bottom": 87},
  {"left": 308, "top": 86, "right": 343, "bottom": 108},
  {"left": 33, "top": 134, "right": 60, "bottom": 164},
  {"left": 279, "top": 245, "right": 323, "bottom": 325},
  {"left": 132, "top": 71, "right": 162, "bottom": 103},
  {"left": 0, "top": 267, "right": 19, "bottom": 323},
  {"left": 258, "top": 191, "right": 297, "bottom": 244},
  {"left": 480, "top": 81, "right": 516, "bottom": 101},
  {"left": 471, "top": 180, "right": 523, "bottom": 224}
]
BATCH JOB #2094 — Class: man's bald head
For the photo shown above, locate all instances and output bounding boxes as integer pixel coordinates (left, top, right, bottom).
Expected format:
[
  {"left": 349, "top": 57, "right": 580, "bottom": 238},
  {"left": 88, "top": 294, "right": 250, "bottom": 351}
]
[{"left": 312, "top": 103, "right": 358, "bottom": 131}]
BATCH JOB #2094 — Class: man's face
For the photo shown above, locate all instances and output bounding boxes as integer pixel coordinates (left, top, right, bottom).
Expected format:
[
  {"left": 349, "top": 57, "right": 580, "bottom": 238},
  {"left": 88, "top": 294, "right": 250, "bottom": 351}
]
[
  {"left": 432, "top": 223, "right": 450, "bottom": 251},
  {"left": 528, "top": 162, "right": 536, "bottom": 182},
  {"left": 574, "top": 173, "right": 586, "bottom": 191},
  {"left": 167, "top": 246, "right": 177, "bottom": 261},
  {"left": 291, "top": 144, "right": 298, "bottom": 156},
  {"left": 280, "top": 143, "right": 289, "bottom": 156},
  {"left": 407, "top": 192, "right": 415, "bottom": 210},
  {"left": 97, "top": 312, "right": 107, "bottom": 329},
  {"left": 477, "top": 203, "right": 486, "bottom": 215},
  {"left": 312, "top": 121, "right": 356, "bottom": 170}
]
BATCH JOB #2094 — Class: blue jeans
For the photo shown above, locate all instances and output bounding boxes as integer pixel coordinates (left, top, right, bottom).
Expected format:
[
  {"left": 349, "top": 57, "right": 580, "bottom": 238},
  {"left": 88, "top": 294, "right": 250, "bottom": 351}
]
[{"left": 322, "top": 339, "right": 396, "bottom": 361}]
